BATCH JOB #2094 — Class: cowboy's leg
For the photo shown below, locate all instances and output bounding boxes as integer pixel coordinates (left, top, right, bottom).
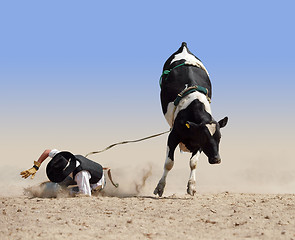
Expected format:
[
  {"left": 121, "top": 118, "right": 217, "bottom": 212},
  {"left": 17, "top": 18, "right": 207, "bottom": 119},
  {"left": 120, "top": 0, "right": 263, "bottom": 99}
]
[{"left": 75, "top": 171, "right": 92, "bottom": 196}]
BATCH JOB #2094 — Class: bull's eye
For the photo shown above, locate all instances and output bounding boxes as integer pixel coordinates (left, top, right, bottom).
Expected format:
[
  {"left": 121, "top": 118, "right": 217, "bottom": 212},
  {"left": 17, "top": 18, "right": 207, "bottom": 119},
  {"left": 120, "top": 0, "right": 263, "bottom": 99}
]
[{"left": 214, "top": 131, "right": 221, "bottom": 143}]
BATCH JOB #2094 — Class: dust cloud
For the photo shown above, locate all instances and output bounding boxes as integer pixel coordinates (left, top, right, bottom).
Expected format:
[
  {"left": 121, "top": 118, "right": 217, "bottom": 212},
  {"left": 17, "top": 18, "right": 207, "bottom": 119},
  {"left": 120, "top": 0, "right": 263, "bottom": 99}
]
[{"left": 1, "top": 122, "right": 295, "bottom": 198}]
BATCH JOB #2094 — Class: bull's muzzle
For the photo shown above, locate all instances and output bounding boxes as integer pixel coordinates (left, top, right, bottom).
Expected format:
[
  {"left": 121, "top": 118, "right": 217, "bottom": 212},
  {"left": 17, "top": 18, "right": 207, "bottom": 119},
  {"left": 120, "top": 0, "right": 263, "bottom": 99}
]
[{"left": 209, "top": 155, "right": 221, "bottom": 164}]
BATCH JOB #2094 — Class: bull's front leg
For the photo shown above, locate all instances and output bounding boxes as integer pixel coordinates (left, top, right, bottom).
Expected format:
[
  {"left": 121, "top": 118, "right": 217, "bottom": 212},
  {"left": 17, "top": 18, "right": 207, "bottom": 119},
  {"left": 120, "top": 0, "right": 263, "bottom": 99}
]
[
  {"left": 154, "top": 130, "right": 179, "bottom": 197},
  {"left": 187, "top": 151, "right": 200, "bottom": 196}
]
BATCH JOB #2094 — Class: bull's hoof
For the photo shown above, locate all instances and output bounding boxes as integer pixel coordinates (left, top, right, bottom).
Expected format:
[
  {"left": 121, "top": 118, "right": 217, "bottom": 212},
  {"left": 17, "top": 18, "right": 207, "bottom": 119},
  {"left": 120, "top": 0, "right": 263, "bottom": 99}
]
[
  {"left": 153, "top": 181, "right": 166, "bottom": 197},
  {"left": 187, "top": 180, "right": 196, "bottom": 196}
]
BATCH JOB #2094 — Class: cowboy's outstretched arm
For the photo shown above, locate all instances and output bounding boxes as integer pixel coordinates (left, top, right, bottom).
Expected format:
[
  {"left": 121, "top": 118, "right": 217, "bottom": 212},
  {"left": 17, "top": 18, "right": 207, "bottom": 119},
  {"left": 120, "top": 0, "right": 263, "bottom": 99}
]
[{"left": 20, "top": 149, "right": 51, "bottom": 179}]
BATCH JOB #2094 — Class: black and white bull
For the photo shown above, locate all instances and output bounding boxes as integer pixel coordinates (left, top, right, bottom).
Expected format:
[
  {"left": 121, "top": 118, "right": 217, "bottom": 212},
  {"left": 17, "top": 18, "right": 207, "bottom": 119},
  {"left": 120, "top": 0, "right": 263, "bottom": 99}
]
[{"left": 154, "top": 42, "right": 228, "bottom": 197}]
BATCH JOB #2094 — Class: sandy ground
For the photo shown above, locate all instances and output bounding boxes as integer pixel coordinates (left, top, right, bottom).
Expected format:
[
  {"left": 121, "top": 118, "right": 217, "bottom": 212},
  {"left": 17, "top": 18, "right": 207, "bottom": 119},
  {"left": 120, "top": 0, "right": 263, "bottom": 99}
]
[
  {"left": 1, "top": 129, "right": 295, "bottom": 240},
  {"left": 1, "top": 187, "right": 295, "bottom": 240}
]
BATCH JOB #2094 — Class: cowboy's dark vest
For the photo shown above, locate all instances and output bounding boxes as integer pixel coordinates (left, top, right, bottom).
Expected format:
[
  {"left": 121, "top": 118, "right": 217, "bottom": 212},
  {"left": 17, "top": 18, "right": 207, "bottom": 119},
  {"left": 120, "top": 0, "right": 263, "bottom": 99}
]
[{"left": 73, "top": 155, "right": 103, "bottom": 184}]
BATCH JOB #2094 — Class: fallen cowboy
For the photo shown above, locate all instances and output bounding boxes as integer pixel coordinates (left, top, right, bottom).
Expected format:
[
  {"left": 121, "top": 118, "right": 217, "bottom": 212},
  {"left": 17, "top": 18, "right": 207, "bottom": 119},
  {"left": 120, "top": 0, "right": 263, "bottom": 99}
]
[{"left": 20, "top": 149, "right": 118, "bottom": 197}]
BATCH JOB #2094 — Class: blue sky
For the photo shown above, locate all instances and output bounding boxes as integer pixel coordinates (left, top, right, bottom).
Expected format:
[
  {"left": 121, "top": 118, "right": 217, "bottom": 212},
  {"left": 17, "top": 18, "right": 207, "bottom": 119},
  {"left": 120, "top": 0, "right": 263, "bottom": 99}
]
[
  {"left": 1, "top": 0, "right": 295, "bottom": 194},
  {"left": 2, "top": 1, "right": 294, "bottom": 124},
  {"left": 1, "top": 1, "right": 294, "bottom": 79},
  {"left": 1, "top": 0, "right": 294, "bottom": 131}
]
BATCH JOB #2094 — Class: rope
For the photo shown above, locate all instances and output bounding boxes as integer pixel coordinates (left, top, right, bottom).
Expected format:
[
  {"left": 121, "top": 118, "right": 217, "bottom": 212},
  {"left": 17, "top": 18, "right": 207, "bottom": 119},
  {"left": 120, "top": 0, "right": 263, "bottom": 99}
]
[
  {"left": 159, "top": 63, "right": 186, "bottom": 87},
  {"left": 85, "top": 130, "right": 170, "bottom": 157},
  {"left": 174, "top": 85, "right": 211, "bottom": 106}
]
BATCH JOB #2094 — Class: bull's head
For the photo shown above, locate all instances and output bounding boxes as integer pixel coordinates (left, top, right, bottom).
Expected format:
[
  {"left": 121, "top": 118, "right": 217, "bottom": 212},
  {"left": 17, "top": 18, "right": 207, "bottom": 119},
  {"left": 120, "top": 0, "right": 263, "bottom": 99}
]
[{"left": 185, "top": 117, "right": 228, "bottom": 164}]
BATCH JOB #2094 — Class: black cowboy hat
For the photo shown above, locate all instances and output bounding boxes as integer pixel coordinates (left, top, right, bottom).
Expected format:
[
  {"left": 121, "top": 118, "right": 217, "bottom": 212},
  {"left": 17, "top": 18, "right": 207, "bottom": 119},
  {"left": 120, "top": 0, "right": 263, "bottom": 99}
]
[{"left": 46, "top": 151, "right": 77, "bottom": 183}]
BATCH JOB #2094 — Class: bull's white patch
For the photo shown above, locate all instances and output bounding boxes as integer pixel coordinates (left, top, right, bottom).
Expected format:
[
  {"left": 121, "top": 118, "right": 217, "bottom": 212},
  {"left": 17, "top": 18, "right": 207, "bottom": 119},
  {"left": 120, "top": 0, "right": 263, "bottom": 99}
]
[
  {"left": 206, "top": 123, "right": 217, "bottom": 136},
  {"left": 164, "top": 91, "right": 212, "bottom": 127},
  {"left": 163, "top": 147, "right": 174, "bottom": 175},
  {"left": 164, "top": 102, "right": 176, "bottom": 127},
  {"left": 187, "top": 151, "right": 200, "bottom": 195},
  {"left": 170, "top": 46, "right": 209, "bottom": 76}
]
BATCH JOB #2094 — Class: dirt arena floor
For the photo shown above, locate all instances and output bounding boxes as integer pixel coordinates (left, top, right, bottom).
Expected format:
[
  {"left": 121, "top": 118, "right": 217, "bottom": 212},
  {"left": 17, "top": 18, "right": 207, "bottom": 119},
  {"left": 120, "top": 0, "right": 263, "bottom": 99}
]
[
  {"left": 1, "top": 132, "right": 295, "bottom": 240},
  {"left": 1, "top": 190, "right": 295, "bottom": 240}
]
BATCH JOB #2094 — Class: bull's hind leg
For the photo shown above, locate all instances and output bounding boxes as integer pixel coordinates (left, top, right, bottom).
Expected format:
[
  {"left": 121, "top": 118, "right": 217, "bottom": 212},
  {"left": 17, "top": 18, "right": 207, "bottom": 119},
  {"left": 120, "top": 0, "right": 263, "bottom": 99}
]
[
  {"left": 187, "top": 151, "right": 200, "bottom": 196},
  {"left": 154, "top": 131, "right": 179, "bottom": 197}
]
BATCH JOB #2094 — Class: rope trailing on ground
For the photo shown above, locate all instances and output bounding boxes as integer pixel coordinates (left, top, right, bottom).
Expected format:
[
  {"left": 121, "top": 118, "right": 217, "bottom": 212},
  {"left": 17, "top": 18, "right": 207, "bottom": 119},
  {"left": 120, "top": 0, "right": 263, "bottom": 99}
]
[{"left": 85, "top": 130, "right": 170, "bottom": 157}]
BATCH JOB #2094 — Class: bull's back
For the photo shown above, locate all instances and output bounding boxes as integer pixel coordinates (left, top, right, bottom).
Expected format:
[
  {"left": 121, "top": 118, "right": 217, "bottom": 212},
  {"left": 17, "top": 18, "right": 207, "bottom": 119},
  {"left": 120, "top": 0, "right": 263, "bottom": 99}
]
[{"left": 160, "top": 65, "right": 211, "bottom": 115}]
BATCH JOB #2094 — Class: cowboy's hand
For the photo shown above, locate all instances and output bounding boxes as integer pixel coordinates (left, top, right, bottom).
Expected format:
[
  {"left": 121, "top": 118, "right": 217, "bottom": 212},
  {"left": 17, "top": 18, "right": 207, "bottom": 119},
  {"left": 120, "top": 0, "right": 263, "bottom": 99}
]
[
  {"left": 20, "top": 161, "right": 41, "bottom": 179},
  {"left": 20, "top": 167, "right": 37, "bottom": 179}
]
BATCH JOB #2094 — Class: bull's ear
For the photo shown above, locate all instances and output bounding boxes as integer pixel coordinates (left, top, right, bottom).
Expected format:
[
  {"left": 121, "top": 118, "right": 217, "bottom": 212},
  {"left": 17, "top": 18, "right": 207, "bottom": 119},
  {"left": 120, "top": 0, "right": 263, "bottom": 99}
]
[{"left": 218, "top": 117, "right": 228, "bottom": 128}]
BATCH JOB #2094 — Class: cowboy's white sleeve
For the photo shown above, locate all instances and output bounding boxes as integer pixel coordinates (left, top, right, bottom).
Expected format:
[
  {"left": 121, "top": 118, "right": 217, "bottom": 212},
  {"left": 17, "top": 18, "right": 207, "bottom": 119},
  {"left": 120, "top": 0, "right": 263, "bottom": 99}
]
[
  {"left": 74, "top": 171, "right": 92, "bottom": 196},
  {"left": 49, "top": 149, "right": 60, "bottom": 158}
]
